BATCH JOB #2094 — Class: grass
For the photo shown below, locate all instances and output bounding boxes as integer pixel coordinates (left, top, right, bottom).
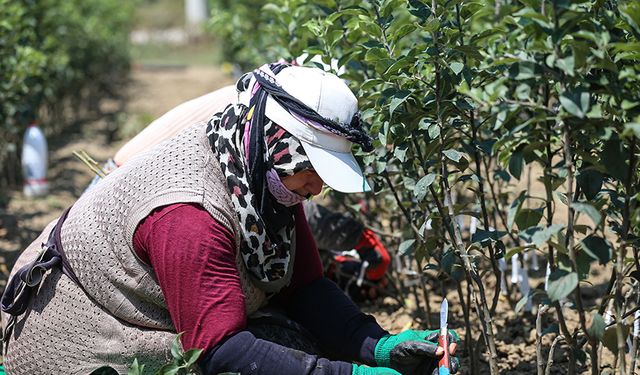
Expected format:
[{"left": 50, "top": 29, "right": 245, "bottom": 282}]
[
  {"left": 131, "top": 41, "right": 222, "bottom": 67},
  {"left": 130, "top": 0, "right": 224, "bottom": 67},
  {"left": 133, "top": 0, "right": 185, "bottom": 30}
]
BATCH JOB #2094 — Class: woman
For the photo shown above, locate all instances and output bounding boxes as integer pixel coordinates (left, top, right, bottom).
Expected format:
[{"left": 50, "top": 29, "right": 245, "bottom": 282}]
[{"left": 2, "top": 63, "right": 458, "bottom": 374}]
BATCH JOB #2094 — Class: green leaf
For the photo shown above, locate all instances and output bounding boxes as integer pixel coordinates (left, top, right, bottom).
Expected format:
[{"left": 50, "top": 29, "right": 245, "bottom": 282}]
[
  {"left": 505, "top": 246, "right": 527, "bottom": 261},
  {"left": 580, "top": 235, "right": 612, "bottom": 264},
  {"left": 385, "top": 57, "right": 414, "bottom": 77},
  {"left": 509, "top": 61, "right": 539, "bottom": 80},
  {"left": 443, "top": 149, "right": 462, "bottom": 162},
  {"left": 157, "top": 363, "right": 180, "bottom": 375},
  {"left": 441, "top": 248, "right": 464, "bottom": 281},
  {"left": 391, "top": 24, "right": 417, "bottom": 42},
  {"left": 572, "top": 202, "right": 602, "bottom": 226},
  {"left": 556, "top": 55, "right": 575, "bottom": 76},
  {"left": 389, "top": 90, "right": 412, "bottom": 116},
  {"left": 361, "top": 79, "right": 385, "bottom": 90},
  {"left": 394, "top": 144, "right": 408, "bottom": 162},
  {"left": 602, "top": 324, "right": 631, "bottom": 354},
  {"left": 620, "top": 2, "right": 640, "bottom": 36},
  {"left": 428, "top": 123, "right": 440, "bottom": 139},
  {"left": 559, "top": 89, "right": 590, "bottom": 118},
  {"left": 494, "top": 169, "right": 511, "bottom": 182},
  {"left": 127, "top": 359, "right": 144, "bottom": 375},
  {"left": 508, "top": 150, "right": 523, "bottom": 179},
  {"left": 471, "top": 229, "right": 508, "bottom": 245},
  {"left": 414, "top": 173, "right": 437, "bottom": 201},
  {"left": 421, "top": 18, "right": 440, "bottom": 32},
  {"left": 453, "top": 45, "right": 483, "bottom": 60},
  {"left": 576, "top": 250, "right": 591, "bottom": 280},
  {"left": 623, "top": 122, "right": 640, "bottom": 138},
  {"left": 399, "top": 239, "right": 416, "bottom": 256},
  {"left": 519, "top": 224, "right": 564, "bottom": 246},
  {"left": 576, "top": 168, "right": 603, "bottom": 200},
  {"left": 408, "top": 0, "right": 431, "bottom": 21},
  {"left": 546, "top": 269, "right": 578, "bottom": 301},
  {"left": 364, "top": 48, "right": 388, "bottom": 62},
  {"left": 514, "top": 208, "right": 543, "bottom": 231},
  {"left": 450, "top": 62, "right": 464, "bottom": 75},
  {"left": 588, "top": 313, "right": 606, "bottom": 342},
  {"left": 601, "top": 139, "right": 630, "bottom": 183},
  {"left": 515, "top": 292, "right": 532, "bottom": 314},
  {"left": 170, "top": 333, "right": 184, "bottom": 359},
  {"left": 531, "top": 224, "right": 564, "bottom": 246},
  {"left": 183, "top": 348, "right": 203, "bottom": 367},
  {"left": 542, "top": 323, "right": 559, "bottom": 336},
  {"left": 507, "top": 191, "right": 527, "bottom": 231}
]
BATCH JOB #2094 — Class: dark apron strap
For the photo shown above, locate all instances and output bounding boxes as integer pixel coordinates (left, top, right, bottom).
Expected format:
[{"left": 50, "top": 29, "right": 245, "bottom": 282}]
[{"left": 1, "top": 206, "right": 75, "bottom": 354}]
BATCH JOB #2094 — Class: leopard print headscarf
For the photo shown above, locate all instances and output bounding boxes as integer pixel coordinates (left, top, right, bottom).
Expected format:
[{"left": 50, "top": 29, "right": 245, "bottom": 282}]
[{"left": 206, "top": 76, "right": 313, "bottom": 292}]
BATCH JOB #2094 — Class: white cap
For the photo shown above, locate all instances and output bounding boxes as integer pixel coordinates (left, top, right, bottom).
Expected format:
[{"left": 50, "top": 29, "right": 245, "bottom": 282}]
[{"left": 241, "top": 65, "right": 371, "bottom": 193}]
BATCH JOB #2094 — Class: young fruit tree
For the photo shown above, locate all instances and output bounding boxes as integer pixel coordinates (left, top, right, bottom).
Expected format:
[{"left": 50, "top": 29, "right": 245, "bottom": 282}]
[{"left": 209, "top": 0, "right": 640, "bottom": 373}]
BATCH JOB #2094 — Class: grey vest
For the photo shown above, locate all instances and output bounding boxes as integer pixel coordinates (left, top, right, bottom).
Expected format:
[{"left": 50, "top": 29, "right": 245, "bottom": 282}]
[{"left": 2, "top": 124, "right": 266, "bottom": 374}]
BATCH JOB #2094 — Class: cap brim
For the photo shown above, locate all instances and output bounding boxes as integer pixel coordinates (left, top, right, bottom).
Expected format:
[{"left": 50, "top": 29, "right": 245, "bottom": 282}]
[
  {"left": 300, "top": 141, "right": 371, "bottom": 193},
  {"left": 264, "top": 91, "right": 370, "bottom": 193}
]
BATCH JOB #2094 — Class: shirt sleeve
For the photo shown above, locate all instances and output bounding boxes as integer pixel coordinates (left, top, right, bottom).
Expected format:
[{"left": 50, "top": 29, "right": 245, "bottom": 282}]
[
  {"left": 200, "top": 331, "right": 353, "bottom": 375},
  {"left": 133, "top": 203, "right": 247, "bottom": 351},
  {"left": 134, "top": 203, "right": 356, "bottom": 374},
  {"left": 277, "top": 205, "right": 387, "bottom": 365}
]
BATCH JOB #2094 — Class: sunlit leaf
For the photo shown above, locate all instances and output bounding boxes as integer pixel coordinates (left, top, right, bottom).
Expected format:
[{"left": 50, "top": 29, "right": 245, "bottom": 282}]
[
  {"left": 414, "top": 173, "right": 437, "bottom": 201},
  {"left": 546, "top": 269, "right": 577, "bottom": 301},
  {"left": 559, "top": 88, "right": 590, "bottom": 118},
  {"left": 450, "top": 62, "right": 464, "bottom": 75},
  {"left": 519, "top": 225, "right": 564, "bottom": 247},
  {"left": 389, "top": 90, "right": 412, "bottom": 116},
  {"left": 443, "top": 149, "right": 463, "bottom": 162},
  {"left": 399, "top": 239, "right": 416, "bottom": 256},
  {"left": 507, "top": 191, "right": 527, "bottom": 230},
  {"left": 170, "top": 333, "right": 184, "bottom": 359},
  {"left": 183, "top": 348, "right": 203, "bottom": 367},
  {"left": 127, "top": 359, "right": 144, "bottom": 375}
]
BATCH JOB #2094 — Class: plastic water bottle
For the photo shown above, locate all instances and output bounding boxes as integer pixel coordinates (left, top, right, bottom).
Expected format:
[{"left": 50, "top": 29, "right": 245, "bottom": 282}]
[
  {"left": 498, "top": 258, "right": 508, "bottom": 295},
  {"left": 511, "top": 253, "right": 520, "bottom": 283},
  {"left": 185, "top": 0, "right": 208, "bottom": 26},
  {"left": 22, "top": 123, "right": 48, "bottom": 197},
  {"left": 544, "top": 263, "right": 551, "bottom": 291},
  {"left": 519, "top": 267, "right": 532, "bottom": 312}
]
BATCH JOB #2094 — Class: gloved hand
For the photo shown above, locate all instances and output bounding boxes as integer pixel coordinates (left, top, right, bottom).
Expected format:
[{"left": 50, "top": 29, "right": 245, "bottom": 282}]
[
  {"left": 374, "top": 329, "right": 459, "bottom": 374},
  {"left": 352, "top": 364, "right": 401, "bottom": 375}
]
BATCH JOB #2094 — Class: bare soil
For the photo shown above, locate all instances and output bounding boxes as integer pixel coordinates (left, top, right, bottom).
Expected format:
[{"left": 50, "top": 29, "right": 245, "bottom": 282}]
[{"left": 0, "top": 65, "right": 619, "bottom": 374}]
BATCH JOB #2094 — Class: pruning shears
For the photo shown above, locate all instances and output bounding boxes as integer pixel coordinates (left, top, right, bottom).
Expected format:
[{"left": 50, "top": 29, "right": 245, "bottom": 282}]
[{"left": 438, "top": 298, "right": 451, "bottom": 375}]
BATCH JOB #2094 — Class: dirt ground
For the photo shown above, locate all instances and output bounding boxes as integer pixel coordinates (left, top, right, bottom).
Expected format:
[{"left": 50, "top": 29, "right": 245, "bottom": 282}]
[
  {"left": 0, "top": 65, "right": 234, "bottom": 282},
  {"left": 0, "top": 65, "right": 622, "bottom": 374}
]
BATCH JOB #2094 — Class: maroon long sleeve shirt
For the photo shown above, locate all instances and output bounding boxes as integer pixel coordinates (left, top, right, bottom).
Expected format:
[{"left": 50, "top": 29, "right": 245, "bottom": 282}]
[{"left": 133, "top": 202, "right": 324, "bottom": 350}]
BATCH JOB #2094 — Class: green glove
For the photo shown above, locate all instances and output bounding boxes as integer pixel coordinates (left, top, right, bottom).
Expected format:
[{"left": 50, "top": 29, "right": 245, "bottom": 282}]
[
  {"left": 374, "top": 329, "right": 459, "bottom": 374},
  {"left": 352, "top": 364, "right": 401, "bottom": 375}
]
